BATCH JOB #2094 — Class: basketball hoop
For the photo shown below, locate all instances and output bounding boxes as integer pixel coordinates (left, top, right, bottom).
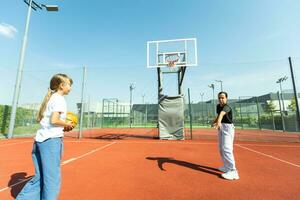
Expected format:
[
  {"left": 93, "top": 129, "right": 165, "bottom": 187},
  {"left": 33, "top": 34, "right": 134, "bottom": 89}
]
[{"left": 166, "top": 54, "right": 180, "bottom": 72}]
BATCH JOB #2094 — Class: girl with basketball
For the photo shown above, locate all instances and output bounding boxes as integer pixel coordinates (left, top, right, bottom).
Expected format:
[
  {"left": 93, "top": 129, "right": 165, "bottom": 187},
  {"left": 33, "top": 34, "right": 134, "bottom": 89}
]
[
  {"left": 213, "top": 92, "right": 239, "bottom": 180},
  {"left": 17, "top": 74, "right": 74, "bottom": 200}
]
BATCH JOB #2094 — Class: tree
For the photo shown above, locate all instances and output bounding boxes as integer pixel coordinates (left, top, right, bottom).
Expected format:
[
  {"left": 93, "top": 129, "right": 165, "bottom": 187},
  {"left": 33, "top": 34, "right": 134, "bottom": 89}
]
[
  {"left": 288, "top": 97, "right": 297, "bottom": 112},
  {"left": 265, "top": 100, "right": 276, "bottom": 114}
]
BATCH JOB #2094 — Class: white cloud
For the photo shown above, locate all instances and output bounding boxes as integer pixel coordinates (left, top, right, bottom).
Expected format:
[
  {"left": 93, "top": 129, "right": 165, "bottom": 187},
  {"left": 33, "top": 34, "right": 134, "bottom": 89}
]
[{"left": 0, "top": 23, "right": 17, "bottom": 39}]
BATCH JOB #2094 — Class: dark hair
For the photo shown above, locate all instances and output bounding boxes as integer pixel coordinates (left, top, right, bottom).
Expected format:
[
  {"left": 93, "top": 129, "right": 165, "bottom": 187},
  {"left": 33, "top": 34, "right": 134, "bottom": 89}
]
[{"left": 218, "top": 91, "right": 228, "bottom": 98}]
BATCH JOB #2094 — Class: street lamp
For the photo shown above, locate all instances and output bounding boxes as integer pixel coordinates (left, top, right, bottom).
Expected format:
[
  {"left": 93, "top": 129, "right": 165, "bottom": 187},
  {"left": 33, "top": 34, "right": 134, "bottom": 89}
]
[
  {"left": 129, "top": 83, "right": 135, "bottom": 128},
  {"left": 41, "top": 4, "right": 59, "bottom": 11},
  {"left": 215, "top": 80, "right": 223, "bottom": 91},
  {"left": 142, "top": 94, "right": 145, "bottom": 104},
  {"left": 8, "top": 0, "right": 59, "bottom": 138},
  {"left": 200, "top": 93, "right": 204, "bottom": 102},
  {"left": 276, "top": 76, "right": 288, "bottom": 112},
  {"left": 208, "top": 84, "right": 216, "bottom": 114}
]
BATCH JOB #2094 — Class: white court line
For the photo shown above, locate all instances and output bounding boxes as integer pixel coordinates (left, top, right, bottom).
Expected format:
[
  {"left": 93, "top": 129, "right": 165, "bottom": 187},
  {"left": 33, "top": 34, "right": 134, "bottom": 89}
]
[
  {"left": 116, "top": 141, "right": 217, "bottom": 145},
  {"left": 0, "top": 178, "right": 31, "bottom": 192},
  {"left": 63, "top": 140, "right": 218, "bottom": 145},
  {"left": 236, "top": 144, "right": 300, "bottom": 168},
  {"left": 1, "top": 139, "right": 298, "bottom": 148},
  {"left": 61, "top": 142, "right": 116, "bottom": 165},
  {"left": 64, "top": 140, "right": 112, "bottom": 144},
  {"left": 0, "top": 141, "right": 31, "bottom": 147},
  {"left": 65, "top": 140, "right": 300, "bottom": 148},
  {"left": 2, "top": 140, "right": 297, "bottom": 148},
  {"left": 240, "top": 144, "right": 300, "bottom": 148},
  {"left": 0, "top": 142, "right": 116, "bottom": 193}
]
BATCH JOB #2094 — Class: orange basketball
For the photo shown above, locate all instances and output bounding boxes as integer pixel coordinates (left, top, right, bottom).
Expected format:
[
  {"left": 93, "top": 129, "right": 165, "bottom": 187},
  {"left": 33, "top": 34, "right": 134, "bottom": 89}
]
[{"left": 66, "top": 112, "right": 78, "bottom": 127}]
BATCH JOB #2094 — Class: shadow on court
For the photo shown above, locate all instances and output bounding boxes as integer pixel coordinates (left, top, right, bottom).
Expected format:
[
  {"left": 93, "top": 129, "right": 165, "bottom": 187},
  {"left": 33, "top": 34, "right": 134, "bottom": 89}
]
[
  {"left": 8, "top": 172, "right": 32, "bottom": 198},
  {"left": 92, "top": 134, "right": 159, "bottom": 140},
  {"left": 146, "top": 157, "right": 222, "bottom": 177}
]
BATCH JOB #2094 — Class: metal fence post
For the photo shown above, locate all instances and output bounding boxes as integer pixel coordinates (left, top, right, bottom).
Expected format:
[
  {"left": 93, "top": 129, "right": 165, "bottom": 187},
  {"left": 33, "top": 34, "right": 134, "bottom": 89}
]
[
  {"left": 188, "top": 88, "right": 193, "bottom": 140},
  {"left": 239, "top": 97, "right": 244, "bottom": 129},
  {"left": 78, "top": 66, "right": 87, "bottom": 139},
  {"left": 288, "top": 57, "right": 300, "bottom": 131},
  {"left": 256, "top": 97, "right": 262, "bottom": 129},
  {"left": 277, "top": 91, "right": 286, "bottom": 132}
]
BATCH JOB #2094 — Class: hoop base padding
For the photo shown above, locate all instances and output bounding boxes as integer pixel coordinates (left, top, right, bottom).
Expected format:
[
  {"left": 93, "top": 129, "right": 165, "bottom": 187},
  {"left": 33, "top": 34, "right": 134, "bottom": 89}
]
[{"left": 158, "top": 95, "right": 184, "bottom": 140}]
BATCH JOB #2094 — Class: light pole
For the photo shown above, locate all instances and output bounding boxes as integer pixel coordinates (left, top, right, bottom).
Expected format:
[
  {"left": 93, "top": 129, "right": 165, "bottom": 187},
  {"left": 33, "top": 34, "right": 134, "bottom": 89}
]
[
  {"left": 8, "top": 0, "right": 59, "bottom": 139},
  {"left": 142, "top": 94, "right": 145, "bottom": 104},
  {"left": 200, "top": 93, "right": 204, "bottom": 125},
  {"left": 129, "top": 83, "right": 135, "bottom": 128},
  {"left": 276, "top": 76, "right": 288, "bottom": 112},
  {"left": 215, "top": 80, "right": 223, "bottom": 91},
  {"left": 208, "top": 84, "right": 215, "bottom": 115}
]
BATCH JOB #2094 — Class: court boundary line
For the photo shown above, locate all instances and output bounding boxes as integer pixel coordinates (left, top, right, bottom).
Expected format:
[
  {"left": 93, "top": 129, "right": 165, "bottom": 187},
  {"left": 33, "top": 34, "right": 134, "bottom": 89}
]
[
  {"left": 0, "top": 142, "right": 116, "bottom": 193},
  {"left": 0, "top": 141, "right": 31, "bottom": 147},
  {"left": 236, "top": 144, "right": 300, "bottom": 168},
  {"left": 0, "top": 178, "right": 31, "bottom": 193},
  {"left": 238, "top": 144, "right": 300, "bottom": 148},
  {"left": 61, "top": 142, "right": 116, "bottom": 165},
  {"left": 0, "top": 139, "right": 299, "bottom": 147},
  {"left": 64, "top": 140, "right": 300, "bottom": 148}
]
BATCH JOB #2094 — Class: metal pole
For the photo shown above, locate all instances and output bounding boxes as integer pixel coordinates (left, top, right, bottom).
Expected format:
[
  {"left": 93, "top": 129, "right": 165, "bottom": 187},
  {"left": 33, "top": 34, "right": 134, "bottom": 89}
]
[
  {"left": 142, "top": 94, "right": 145, "bottom": 127},
  {"left": 279, "top": 82, "right": 286, "bottom": 112},
  {"left": 145, "top": 102, "right": 148, "bottom": 127},
  {"left": 129, "top": 83, "right": 134, "bottom": 128},
  {"left": 200, "top": 93, "right": 204, "bottom": 125},
  {"left": 87, "top": 95, "right": 90, "bottom": 129},
  {"left": 288, "top": 57, "right": 300, "bottom": 130},
  {"left": 255, "top": 97, "right": 262, "bottom": 130},
  {"left": 78, "top": 66, "right": 87, "bottom": 139},
  {"left": 8, "top": 0, "right": 33, "bottom": 138},
  {"left": 116, "top": 100, "right": 119, "bottom": 128},
  {"left": 130, "top": 86, "right": 132, "bottom": 128},
  {"left": 205, "top": 101, "right": 208, "bottom": 127},
  {"left": 157, "top": 68, "right": 162, "bottom": 99},
  {"left": 188, "top": 88, "right": 193, "bottom": 139},
  {"left": 271, "top": 109, "right": 275, "bottom": 131},
  {"left": 215, "top": 80, "right": 223, "bottom": 92},
  {"left": 178, "top": 70, "right": 181, "bottom": 95},
  {"left": 277, "top": 91, "right": 286, "bottom": 132},
  {"left": 239, "top": 97, "right": 244, "bottom": 129},
  {"left": 212, "top": 86, "right": 215, "bottom": 114},
  {"left": 221, "top": 82, "right": 223, "bottom": 91},
  {"left": 101, "top": 99, "right": 104, "bottom": 128}
]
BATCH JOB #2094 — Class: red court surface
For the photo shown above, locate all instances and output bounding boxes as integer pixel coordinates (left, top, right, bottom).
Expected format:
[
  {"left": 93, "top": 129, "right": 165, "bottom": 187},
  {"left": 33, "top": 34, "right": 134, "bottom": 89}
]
[
  {"left": 0, "top": 129, "right": 300, "bottom": 200},
  {"left": 65, "top": 128, "right": 300, "bottom": 142}
]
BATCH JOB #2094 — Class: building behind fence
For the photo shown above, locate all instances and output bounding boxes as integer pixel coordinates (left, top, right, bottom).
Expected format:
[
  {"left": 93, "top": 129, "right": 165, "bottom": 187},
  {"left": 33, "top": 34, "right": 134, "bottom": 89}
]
[{"left": 1, "top": 91, "right": 299, "bottom": 137}]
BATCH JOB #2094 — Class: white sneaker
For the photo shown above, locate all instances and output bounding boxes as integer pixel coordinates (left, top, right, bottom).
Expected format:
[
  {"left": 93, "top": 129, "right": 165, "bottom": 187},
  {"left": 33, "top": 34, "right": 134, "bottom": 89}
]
[
  {"left": 218, "top": 166, "right": 229, "bottom": 173},
  {"left": 221, "top": 170, "right": 240, "bottom": 180}
]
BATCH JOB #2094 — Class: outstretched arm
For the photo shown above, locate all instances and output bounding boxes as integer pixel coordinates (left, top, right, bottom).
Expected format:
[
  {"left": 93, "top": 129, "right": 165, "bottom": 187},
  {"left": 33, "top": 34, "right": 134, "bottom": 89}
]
[{"left": 213, "top": 111, "right": 226, "bottom": 130}]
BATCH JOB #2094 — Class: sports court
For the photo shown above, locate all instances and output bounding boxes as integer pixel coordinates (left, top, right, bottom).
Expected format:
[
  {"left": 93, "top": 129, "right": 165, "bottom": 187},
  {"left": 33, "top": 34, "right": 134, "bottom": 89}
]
[
  {"left": 1, "top": 1, "right": 300, "bottom": 200},
  {"left": 1, "top": 129, "right": 300, "bottom": 200}
]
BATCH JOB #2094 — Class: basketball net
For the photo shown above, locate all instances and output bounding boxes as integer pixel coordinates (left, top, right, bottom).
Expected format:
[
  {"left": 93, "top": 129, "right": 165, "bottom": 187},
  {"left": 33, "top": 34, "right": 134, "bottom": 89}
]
[{"left": 166, "top": 55, "right": 179, "bottom": 72}]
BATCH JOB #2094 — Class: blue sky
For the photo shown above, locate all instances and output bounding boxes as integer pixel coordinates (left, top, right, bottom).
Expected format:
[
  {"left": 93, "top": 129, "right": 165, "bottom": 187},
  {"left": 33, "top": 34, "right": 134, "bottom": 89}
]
[{"left": 1, "top": 0, "right": 300, "bottom": 111}]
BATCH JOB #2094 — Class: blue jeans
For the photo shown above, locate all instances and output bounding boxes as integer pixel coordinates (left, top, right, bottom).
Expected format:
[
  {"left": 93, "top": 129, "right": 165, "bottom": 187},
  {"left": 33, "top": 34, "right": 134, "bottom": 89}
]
[{"left": 16, "top": 137, "right": 63, "bottom": 200}]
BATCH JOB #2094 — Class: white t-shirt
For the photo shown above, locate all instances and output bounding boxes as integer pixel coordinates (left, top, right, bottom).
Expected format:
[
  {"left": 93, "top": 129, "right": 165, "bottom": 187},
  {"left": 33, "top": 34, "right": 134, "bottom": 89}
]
[{"left": 35, "top": 93, "right": 67, "bottom": 142}]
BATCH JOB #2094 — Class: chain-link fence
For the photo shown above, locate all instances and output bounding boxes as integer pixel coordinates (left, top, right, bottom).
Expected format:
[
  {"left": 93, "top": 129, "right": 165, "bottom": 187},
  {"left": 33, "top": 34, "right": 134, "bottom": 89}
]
[{"left": 1, "top": 57, "right": 300, "bottom": 138}]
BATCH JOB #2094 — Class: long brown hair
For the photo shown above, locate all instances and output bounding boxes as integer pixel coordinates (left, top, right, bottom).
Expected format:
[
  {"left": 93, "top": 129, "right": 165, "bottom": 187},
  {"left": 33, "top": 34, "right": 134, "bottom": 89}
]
[{"left": 37, "top": 74, "right": 73, "bottom": 122}]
